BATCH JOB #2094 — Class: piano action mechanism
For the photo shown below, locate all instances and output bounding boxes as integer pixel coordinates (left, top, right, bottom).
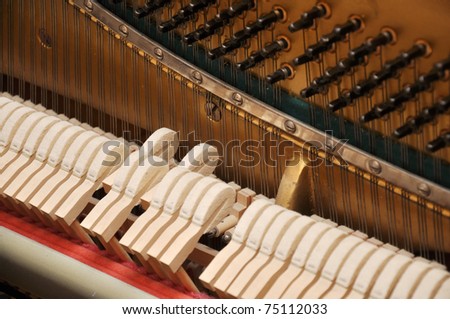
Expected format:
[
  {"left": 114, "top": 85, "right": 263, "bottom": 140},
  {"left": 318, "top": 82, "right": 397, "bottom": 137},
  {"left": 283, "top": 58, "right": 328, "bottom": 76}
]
[{"left": 0, "top": 0, "right": 449, "bottom": 298}]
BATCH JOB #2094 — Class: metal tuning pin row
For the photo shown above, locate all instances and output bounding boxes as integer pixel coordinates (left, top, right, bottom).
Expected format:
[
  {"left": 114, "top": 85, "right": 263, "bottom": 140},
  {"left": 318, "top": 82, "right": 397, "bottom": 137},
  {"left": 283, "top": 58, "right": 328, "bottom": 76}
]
[
  {"left": 236, "top": 38, "right": 288, "bottom": 71},
  {"left": 208, "top": 9, "right": 285, "bottom": 60},
  {"left": 183, "top": 0, "right": 255, "bottom": 45},
  {"left": 301, "top": 31, "right": 394, "bottom": 98},
  {"left": 134, "top": 0, "right": 172, "bottom": 19},
  {"left": 159, "top": 0, "right": 216, "bottom": 33},
  {"left": 293, "top": 18, "right": 361, "bottom": 66},
  {"left": 393, "top": 96, "right": 450, "bottom": 139},
  {"left": 329, "top": 44, "right": 427, "bottom": 112},
  {"left": 361, "top": 55, "right": 450, "bottom": 122},
  {"left": 267, "top": 17, "right": 361, "bottom": 84}
]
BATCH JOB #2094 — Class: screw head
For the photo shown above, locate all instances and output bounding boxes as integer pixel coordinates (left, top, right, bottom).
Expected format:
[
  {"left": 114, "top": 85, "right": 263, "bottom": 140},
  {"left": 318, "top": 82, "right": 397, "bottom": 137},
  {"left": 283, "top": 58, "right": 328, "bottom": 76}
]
[
  {"left": 232, "top": 92, "right": 243, "bottom": 105},
  {"left": 191, "top": 70, "right": 203, "bottom": 84},
  {"left": 368, "top": 159, "right": 382, "bottom": 174},
  {"left": 119, "top": 24, "right": 128, "bottom": 36},
  {"left": 284, "top": 120, "right": 296, "bottom": 133},
  {"left": 417, "top": 183, "right": 431, "bottom": 197},
  {"left": 154, "top": 47, "right": 163, "bottom": 60},
  {"left": 84, "top": 0, "right": 93, "bottom": 10}
]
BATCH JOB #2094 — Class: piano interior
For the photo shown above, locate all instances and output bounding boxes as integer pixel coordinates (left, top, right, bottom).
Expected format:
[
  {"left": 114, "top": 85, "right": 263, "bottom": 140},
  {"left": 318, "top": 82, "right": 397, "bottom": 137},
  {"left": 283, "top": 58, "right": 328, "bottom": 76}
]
[{"left": 0, "top": 0, "right": 449, "bottom": 298}]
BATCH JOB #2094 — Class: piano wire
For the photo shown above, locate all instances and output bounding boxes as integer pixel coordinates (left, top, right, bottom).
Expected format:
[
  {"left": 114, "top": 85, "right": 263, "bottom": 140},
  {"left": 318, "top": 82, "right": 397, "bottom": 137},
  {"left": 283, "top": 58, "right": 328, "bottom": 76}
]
[
  {"left": 18, "top": 0, "right": 25, "bottom": 99},
  {"left": 310, "top": 147, "right": 325, "bottom": 216},
  {"left": 133, "top": 47, "right": 141, "bottom": 141},
  {"left": 401, "top": 190, "right": 413, "bottom": 254},
  {"left": 167, "top": 65, "right": 175, "bottom": 133},
  {"left": 156, "top": 61, "right": 163, "bottom": 130},
  {"left": 85, "top": 12, "right": 95, "bottom": 128},
  {"left": 369, "top": 174, "right": 382, "bottom": 240}
]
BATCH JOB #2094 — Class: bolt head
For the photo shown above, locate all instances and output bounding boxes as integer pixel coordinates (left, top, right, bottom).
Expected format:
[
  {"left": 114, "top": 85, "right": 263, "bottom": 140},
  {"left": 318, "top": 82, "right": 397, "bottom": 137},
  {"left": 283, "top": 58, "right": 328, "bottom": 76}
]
[
  {"left": 191, "top": 71, "right": 203, "bottom": 84},
  {"left": 417, "top": 183, "right": 431, "bottom": 197},
  {"left": 368, "top": 159, "right": 382, "bottom": 174},
  {"left": 154, "top": 47, "right": 163, "bottom": 59},
  {"left": 119, "top": 24, "right": 128, "bottom": 36},
  {"left": 232, "top": 92, "right": 243, "bottom": 105},
  {"left": 84, "top": 0, "right": 93, "bottom": 10},
  {"left": 284, "top": 120, "right": 296, "bottom": 133}
]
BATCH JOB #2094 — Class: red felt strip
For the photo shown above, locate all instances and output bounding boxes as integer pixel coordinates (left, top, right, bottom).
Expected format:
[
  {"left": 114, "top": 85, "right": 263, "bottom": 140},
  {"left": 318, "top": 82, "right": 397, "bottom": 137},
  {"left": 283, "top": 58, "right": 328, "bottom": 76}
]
[{"left": 0, "top": 208, "right": 206, "bottom": 299}]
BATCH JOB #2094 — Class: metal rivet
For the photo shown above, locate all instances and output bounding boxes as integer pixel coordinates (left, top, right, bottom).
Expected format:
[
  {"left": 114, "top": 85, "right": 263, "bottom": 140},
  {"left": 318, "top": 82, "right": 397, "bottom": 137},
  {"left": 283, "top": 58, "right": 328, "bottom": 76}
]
[
  {"left": 204, "top": 102, "right": 222, "bottom": 122},
  {"left": 154, "top": 47, "right": 164, "bottom": 60},
  {"left": 284, "top": 120, "right": 296, "bottom": 133},
  {"left": 325, "top": 139, "right": 335, "bottom": 151},
  {"left": 119, "top": 24, "right": 128, "bottom": 36},
  {"left": 232, "top": 92, "right": 243, "bottom": 105},
  {"left": 368, "top": 159, "right": 382, "bottom": 174},
  {"left": 191, "top": 70, "right": 203, "bottom": 84},
  {"left": 84, "top": 0, "right": 93, "bottom": 11},
  {"left": 417, "top": 183, "right": 431, "bottom": 197}
]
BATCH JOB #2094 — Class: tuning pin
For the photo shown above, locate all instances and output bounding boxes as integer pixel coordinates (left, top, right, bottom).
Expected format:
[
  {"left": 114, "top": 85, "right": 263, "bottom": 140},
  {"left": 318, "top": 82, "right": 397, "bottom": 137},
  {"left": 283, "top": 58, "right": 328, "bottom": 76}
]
[
  {"left": 293, "top": 18, "right": 361, "bottom": 66},
  {"left": 328, "top": 92, "right": 355, "bottom": 112},
  {"left": 289, "top": 4, "right": 327, "bottom": 32},
  {"left": 228, "top": 0, "right": 255, "bottom": 16},
  {"left": 329, "top": 44, "right": 427, "bottom": 111},
  {"left": 302, "top": 31, "right": 393, "bottom": 98},
  {"left": 183, "top": 0, "right": 255, "bottom": 44},
  {"left": 208, "top": 9, "right": 284, "bottom": 59},
  {"left": 427, "top": 131, "right": 450, "bottom": 152},
  {"left": 159, "top": 0, "right": 215, "bottom": 32},
  {"left": 361, "top": 56, "right": 450, "bottom": 122},
  {"left": 266, "top": 66, "right": 292, "bottom": 84},
  {"left": 394, "top": 96, "right": 450, "bottom": 139},
  {"left": 237, "top": 38, "right": 288, "bottom": 71},
  {"left": 134, "top": 0, "right": 172, "bottom": 18},
  {"left": 322, "top": 18, "right": 361, "bottom": 43}
]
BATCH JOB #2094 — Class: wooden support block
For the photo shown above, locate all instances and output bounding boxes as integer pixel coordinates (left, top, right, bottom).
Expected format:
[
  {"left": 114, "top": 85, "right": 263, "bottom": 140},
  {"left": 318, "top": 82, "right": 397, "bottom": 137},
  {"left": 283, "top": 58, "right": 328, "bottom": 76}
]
[
  {"left": 236, "top": 188, "right": 256, "bottom": 207},
  {"left": 323, "top": 241, "right": 380, "bottom": 298},
  {"left": 28, "top": 130, "right": 99, "bottom": 210},
  {"left": 92, "top": 160, "right": 170, "bottom": 242},
  {"left": 40, "top": 136, "right": 109, "bottom": 219},
  {"left": 212, "top": 204, "right": 286, "bottom": 294},
  {"left": 370, "top": 254, "right": 413, "bottom": 298},
  {"left": 158, "top": 182, "right": 235, "bottom": 273},
  {"left": 187, "top": 243, "right": 218, "bottom": 268},
  {"left": 6, "top": 125, "right": 85, "bottom": 202},
  {"left": 390, "top": 259, "right": 434, "bottom": 298},
  {"left": 345, "top": 247, "right": 396, "bottom": 298},
  {"left": 300, "top": 235, "right": 365, "bottom": 299},
  {"left": 241, "top": 215, "right": 316, "bottom": 299},
  {"left": 0, "top": 106, "right": 35, "bottom": 155},
  {"left": 227, "top": 210, "right": 298, "bottom": 298},
  {"left": 433, "top": 277, "right": 450, "bottom": 298},
  {"left": 0, "top": 101, "right": 25, "bottom": 131},
  {"left": 127, "top": 167, "right": 193, "bottom": 256},
  {"left": 55, "top": 138, "right": 126, "bottom": 226},
  {"left": 0, "top": 115, "right": 59, "bottom": 176},
  {"left": 178, "top": 143, "right": 218, "bottom": 175},
  {"left": 145, "top": 178, "right": 221, "bottom": 268},
  {"left": 282, "top": 228, "right": 350, "bottom": 299},
  {"left": 0, "top": 111, "right": 47, "bottom": 171},
  {"left": 141, "top": 172, "right": 204, "bottom": 259},
  {"left": 263, "top": 221, "right": 333, "bottom": 298},
  {"left": 411, "top": 268, "right": 450, "bottom": 298}
]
